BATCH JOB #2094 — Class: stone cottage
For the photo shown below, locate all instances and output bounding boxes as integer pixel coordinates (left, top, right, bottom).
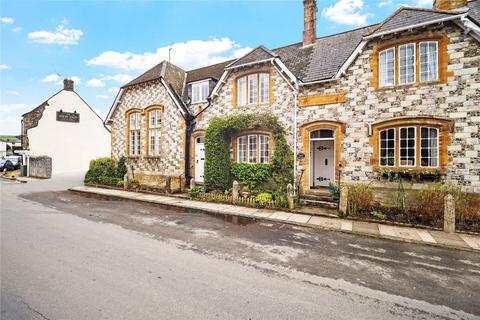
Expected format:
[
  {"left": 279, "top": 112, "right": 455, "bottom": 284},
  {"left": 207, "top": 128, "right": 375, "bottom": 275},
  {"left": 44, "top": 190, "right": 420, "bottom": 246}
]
[{"left": 105, "top": 0, "right": 480, "bottom": 200}]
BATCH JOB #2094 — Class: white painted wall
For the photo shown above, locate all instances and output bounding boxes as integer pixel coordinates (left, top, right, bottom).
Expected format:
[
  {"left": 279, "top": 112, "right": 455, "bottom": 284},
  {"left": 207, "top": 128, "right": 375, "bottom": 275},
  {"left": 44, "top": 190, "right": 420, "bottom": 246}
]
[
  {"left": 0, "top": 141, "right": 6, "bottom": 158},
  {"left": 27, "top": 90, "right": 110, "bottom": 174}
]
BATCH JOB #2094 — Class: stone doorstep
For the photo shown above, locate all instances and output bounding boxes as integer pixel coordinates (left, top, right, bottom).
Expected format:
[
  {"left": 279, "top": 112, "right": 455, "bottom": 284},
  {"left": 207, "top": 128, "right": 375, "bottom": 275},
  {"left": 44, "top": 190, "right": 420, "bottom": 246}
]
[{"left": 68, "top": 186, "right": 480, "bottom": 252}]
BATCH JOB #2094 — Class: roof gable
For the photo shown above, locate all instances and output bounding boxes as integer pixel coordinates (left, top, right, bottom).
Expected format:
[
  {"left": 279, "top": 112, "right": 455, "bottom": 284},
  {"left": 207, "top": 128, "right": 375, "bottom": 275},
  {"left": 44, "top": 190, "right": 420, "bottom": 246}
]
[
  {"left": 227, "top": 46, "right": 278, "bottom": 69},
  {"left": 367, "top": 7, "right": 462, "bottom": 38}
]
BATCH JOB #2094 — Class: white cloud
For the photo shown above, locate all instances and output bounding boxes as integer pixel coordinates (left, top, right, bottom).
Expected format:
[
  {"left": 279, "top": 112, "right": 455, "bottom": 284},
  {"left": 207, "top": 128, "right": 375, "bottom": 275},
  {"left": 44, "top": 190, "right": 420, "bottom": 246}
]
[
  {"left": 41, "top": 74, "right": 61, "bottom": 82},
  {"left": 7, "top": 91, "right": 19, "bottom": 96},
  {"left": 87, "top": 37, "right": 252, "bottom": 71},
  {"left": 87, "top": 78, "right": 105, "bottom": 87},
  {"left": 0, "top": 17, "right": 14, "bottom": 24},
  {"left": 0, "top": 64, "right": 10, "bottom": 70},
  {"left": 64, "top": 76, "right": 81, "bottom": 85},
  {"left": 96, "top": 94, "right": 111, "bottom": 99},
  {"left": 0, "top": 116, "right": 21, "bottom": 135},
  {"left": 101, "top": 74, "right": 133, "bottom": 84},
  {"left": 28, "top": 20, "right": 83, "bottom": 45},
  {"left": 0, "top": 103, "right": 29, "bottom": 112},
  {"left": 414, "top": 0, "right": 432, "bottom": 7},
  {"left": 12, "top": 26, "right": 22, "bottom": 32},
  {"left": 379, "top": 0, "right": 393, "bottom": 7},
  {"left": 107, "top": 87, "right": 119, "bottom": 94},
  {"left": 321, "top": 0, "right": 369, "bottom": 26}
]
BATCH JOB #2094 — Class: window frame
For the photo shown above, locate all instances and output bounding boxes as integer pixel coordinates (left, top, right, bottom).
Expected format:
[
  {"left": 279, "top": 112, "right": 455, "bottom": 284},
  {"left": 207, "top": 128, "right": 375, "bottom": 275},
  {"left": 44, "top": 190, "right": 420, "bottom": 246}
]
[
  {"left": 146, "top": 107, "right": 162, "bottom": 157},
  {"left": 419, "top": 41, "right": 439, "bottom": 83},
  {"left": 234, "top": 132, "right": 273, "bottom": 164},
  {"left": 191, "top": 80, "right": 209, "bottom": 104},
  {"left": 235, "top": 71, "right": 271, "bottom": 107},
  {"left": 378, "top": 128, "right": 396, "bottom": 167},
  {"left": 398, "top": 43, "right": 416, "bottom": 85},
  {"left": 126, "top": 109, "right": 141, "bottom": 157},
  {"left": 398, "top": 126, "right": 416, "bottom": 168},
  {"left": 379, "top": 47, "right": 395, "bottom": 87},
  {"left": 420, "top": 126, "right": 439, "bottom": 168}
]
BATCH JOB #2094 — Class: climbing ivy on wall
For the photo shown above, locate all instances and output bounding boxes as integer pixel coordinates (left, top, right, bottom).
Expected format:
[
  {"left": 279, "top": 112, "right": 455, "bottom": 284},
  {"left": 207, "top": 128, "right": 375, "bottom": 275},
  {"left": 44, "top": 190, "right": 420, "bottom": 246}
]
[{"left": 204, "top": 114, "right": 294, "bottom": 191}]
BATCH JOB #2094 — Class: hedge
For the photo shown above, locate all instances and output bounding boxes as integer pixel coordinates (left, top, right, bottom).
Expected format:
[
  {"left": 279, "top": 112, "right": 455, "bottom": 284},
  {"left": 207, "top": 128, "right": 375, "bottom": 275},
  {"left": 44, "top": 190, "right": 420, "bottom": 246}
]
[
  {"left": 84, "top": 156, "right": 126, "bottom": 186},
  {"left": 204, "top": 114, "right": 293, "bottom": 191}
]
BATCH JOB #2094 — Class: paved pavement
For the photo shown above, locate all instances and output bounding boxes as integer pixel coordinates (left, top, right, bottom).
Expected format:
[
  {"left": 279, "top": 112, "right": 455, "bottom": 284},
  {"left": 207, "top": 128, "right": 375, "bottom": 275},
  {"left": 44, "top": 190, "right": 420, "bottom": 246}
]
[
  {"left": 70, "top": 185, "right": 480, "bottom": 252},
  {"left": 2, "top": 176, "right": 480, "bottom": 319}
]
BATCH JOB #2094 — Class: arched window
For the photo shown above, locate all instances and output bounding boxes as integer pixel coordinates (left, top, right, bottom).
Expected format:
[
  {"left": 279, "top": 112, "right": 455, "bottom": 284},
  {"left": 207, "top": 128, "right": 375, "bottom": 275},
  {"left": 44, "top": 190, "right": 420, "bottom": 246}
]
[
  {"left": 146, "top": 107, "right": 162, "bottom": 156},
  {"left": 234, "top": 72, "right": 270, "bottom": 107},
  {"left": 126, "top": 110, "right": 141, "bottom": 156}
]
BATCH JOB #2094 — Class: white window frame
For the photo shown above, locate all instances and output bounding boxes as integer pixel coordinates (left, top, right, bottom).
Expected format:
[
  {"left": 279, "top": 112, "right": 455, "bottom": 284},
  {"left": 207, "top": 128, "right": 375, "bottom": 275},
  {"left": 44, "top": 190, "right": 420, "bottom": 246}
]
[
  {"left": 259, "top": 135, "right": 269, "bottom": 164},
  {"left": 129, "top": 112, "right": 141, "bottom": 156},
  {"left": 399, "top": 126, "right": 416, "bottom": 167},
  {"left": 237, "top": 136, "right": 247, "bottom": 163},
  {"left": 248, "top": 74, "right": 258, "bottom": 105},
  {"left": 191, "top": 81, "right": 209, "bottom": 104},
  {"left": 398, "top": 43, "right": 416, "bottom": 85},
  {"left": 148, "top": 110, "right": 161, "bottom": 157},
  {"left": 379, "top": 48, "right": 395, "bottom": 87},
  {"left": 419, "top": 41, "right": 439, "bottom": 82},
  {"left": 237, "top": 77, "right": 247, "bottom": 106},
  {"left": 379, "top": 128, "right": 395, "bottom": 167},
  {"left": 420, "top": 127, "right": 439, "bottom": 168},
  {"left": 259, "top": 73, "right": 269, "bottom": 104},
  {"left": 248, "top": 135, "right": 257, "bottom": 164}
]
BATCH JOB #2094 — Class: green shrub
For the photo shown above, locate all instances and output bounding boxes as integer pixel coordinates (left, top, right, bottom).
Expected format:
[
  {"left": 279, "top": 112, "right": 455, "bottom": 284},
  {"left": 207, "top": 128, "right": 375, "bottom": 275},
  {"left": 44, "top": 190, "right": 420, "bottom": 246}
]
[
  {"left": 116, "top": 156, "right": 127, "bottom": 179},
  {"left": 345, "top": 183, "right": 374, "bottom": 216},
  {"left": 231, "top": 163, "right": 273, "bottom": 190},
  {"left": 189, "top": 186, "right": 204, "bottom": 198},
  {"left": 370, "top": 210, "right": 385, "bottom": 220},
  {"left": 204, "top": 114, "right": 293, "bottom": 191},
  {"left": 84, "top": 158, "right": 117, "bottom": 185},
  {"left": 116, "top": 180, "right": 124, "bottom": 187},
  {"left": 255, "top": 192, "right": 273, "bottom": 207}
]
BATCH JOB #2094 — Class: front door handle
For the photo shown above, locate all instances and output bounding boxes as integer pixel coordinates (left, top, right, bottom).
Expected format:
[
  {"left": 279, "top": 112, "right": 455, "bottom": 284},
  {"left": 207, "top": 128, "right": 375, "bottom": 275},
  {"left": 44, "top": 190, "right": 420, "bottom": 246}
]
[{"left": 325, "top": 159, "right": 328, "bottom": 166}]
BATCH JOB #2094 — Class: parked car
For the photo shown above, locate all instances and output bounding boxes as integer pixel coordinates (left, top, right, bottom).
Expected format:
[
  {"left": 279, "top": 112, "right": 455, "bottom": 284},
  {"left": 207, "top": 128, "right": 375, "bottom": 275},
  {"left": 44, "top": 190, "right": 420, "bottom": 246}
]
[
  {"left": 0, "top": 159, "right": 15, "bottom": 172},
  {"left": 5, "top": 156, "right": 21, "bottom": 170}
]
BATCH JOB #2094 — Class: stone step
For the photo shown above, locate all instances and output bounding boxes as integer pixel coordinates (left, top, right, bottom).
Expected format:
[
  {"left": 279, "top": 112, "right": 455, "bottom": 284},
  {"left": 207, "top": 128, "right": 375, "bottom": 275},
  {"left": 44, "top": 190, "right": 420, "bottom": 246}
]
[
  {"left": 301, "top": 193, "right": 333, "bottom": 202},
  {"left": 300, "top": 198, "right": 338, "bottom": 209}
]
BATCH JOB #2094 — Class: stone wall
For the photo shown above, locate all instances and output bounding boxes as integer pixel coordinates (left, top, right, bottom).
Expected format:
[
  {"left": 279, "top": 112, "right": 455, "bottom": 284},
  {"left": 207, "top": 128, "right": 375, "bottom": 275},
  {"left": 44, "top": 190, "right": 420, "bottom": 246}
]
[
  {"left": 110, "top": 80, "right": 186, "bottom": 183},
  {"left": 29, "top": 156, "right": 52, "bottom": 179},
  {"left": 21, "top": 102, "right": 47, "bottom": 149}
]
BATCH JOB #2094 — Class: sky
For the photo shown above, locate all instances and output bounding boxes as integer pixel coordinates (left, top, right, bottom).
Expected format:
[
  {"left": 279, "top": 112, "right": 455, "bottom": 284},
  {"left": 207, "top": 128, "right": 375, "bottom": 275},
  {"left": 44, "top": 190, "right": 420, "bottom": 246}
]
[{"left": 0, "top": 0, "right": 433, "bottom": 135}]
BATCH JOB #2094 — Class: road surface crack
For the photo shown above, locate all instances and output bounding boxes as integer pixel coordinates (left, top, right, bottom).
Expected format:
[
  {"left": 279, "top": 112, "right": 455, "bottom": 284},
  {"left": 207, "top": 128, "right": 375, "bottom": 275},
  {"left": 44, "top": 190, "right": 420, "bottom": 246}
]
[{"left": 8, "top": 293, "right": 52, "bottom": 320}]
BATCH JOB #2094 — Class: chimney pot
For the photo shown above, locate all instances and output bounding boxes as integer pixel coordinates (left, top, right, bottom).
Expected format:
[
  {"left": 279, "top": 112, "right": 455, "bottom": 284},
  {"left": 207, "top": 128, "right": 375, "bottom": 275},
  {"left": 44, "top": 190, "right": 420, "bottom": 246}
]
[
  {"left": 433, "top": 0, "right": 466, "bottom": 11},
  {"left": 303, "top": 0, "right": 317, "bottom": 47},
  {"left": 63, "top": 78, "right": 74, "bottom": 91}
]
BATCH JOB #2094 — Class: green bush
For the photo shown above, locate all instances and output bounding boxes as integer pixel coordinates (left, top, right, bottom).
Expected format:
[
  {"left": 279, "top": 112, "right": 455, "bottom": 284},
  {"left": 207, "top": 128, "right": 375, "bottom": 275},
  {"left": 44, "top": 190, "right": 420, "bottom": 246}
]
[
  {"left": 84, "top": 158, "right": 117, "bottom": 185},
  {"left": 116, "top": 180, "right": 124, "bottom": 187},
  {"left": 204, "top": 114, "right": 293, "bottom": 191},
  {"left": 116, "top": 156, "right": 127, "bottom": 179},
  {"left": 231, "top": 163, "right": 273, "bottom": 190},
  {"left": 129, "top": 179, "right": 140, "bottom": 188},
  {"left": 189, "top": 186, "right": 204, "bottom": 198},
  {"left": 255, "top": 193, "right": 273, "bottom": 207}
]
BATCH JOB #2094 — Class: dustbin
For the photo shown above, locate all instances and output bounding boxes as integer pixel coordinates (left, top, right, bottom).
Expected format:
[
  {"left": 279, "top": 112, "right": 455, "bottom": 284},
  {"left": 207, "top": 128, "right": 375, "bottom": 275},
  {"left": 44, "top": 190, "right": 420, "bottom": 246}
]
[{"left": 21, "top": 165, "right": 27, "bottom": 177}]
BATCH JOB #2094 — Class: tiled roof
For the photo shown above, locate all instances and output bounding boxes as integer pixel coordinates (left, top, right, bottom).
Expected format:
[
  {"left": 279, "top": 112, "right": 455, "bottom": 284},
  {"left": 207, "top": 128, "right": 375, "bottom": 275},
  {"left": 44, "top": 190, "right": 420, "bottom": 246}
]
[
  {"left": 468, "top": 0, "right": 480, "bottom": 24},
  {"left": 227, "top": 46, "right": 278, "bottom": 68},
  {"left": 186, "top": 60, "right": 233, "bottom": 83},
  {"left": 367, "top": 7, "right": 461, "bottom": 38}
]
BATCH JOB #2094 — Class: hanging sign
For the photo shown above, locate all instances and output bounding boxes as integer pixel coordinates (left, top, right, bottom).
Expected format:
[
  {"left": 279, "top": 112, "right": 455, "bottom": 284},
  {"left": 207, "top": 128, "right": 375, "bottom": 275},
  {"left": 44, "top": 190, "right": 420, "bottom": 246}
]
[{"left": 56, "top": 110, "right": 80, "bottom": 123}]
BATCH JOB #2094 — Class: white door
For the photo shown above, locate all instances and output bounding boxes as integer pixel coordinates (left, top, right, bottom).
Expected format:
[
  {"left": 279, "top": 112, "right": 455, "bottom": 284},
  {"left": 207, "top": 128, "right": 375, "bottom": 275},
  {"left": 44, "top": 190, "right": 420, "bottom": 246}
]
[
  {"left": 195, "top": 137, "right": 205, "bottom": 183},
  {"left": 311, "top": 140, "right": 334, "bottom": 187}
]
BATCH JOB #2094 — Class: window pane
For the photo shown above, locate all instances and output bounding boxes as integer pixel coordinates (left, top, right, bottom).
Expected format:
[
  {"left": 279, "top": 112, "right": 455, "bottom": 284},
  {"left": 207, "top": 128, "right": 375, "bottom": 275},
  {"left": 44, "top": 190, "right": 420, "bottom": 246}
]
[
  {"left": 379, "top": 48, "right": 395, "bottom": 87},
  {"left": 149, "top": 130, "right": 155, "bottom": 155},
  {"left": 399, "top": 44, "right": 415, "bottom": 84},
  {"left": 399, "top": 127, "right": 415, "bottom": 166},
  {"left": 248, "top": 135, "right": 257, "bottom": 163},
  {"left": 136, "top": 130, "right": 140, "bottom": 155},
  {"left": 238, "top": 136, "right": 247, "bottom": 163},
  {"left": 156, "top": 110, "right": 161, "bottom": 127},
  {"left": 260, "top": 135, "right": 269, "bottom": 163},
  {"left": 201, "top": 82, "right": 209, "bottom": 101},
  {"left": 420, "top": 127, "right": 439, "bottom": 167},
  {"left": 237, "top": 77, "right": 247, "bottom": 106},
  {"left": 379, "top": 128, "right": 395, "bottom": 166},
  {"left": 420, "top": 42, "right": 438, "bottom": 82},
  {"left": 248, "top": 74, "right": 258, "bottom": 104},
  {"left": 259, "top": 73, "right": 269, "bottom": 104}
]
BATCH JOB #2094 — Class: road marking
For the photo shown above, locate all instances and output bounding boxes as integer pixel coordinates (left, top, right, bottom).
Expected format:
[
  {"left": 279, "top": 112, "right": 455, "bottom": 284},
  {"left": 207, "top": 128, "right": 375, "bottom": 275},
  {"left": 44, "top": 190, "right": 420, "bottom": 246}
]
[{"left": 459, "top": 234, "right": 480, "bottom": 250}]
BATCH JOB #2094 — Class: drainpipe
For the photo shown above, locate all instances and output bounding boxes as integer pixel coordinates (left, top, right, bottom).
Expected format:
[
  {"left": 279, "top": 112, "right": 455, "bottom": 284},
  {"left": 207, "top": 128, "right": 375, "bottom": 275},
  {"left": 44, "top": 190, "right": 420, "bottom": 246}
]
[
  {"left": 293, "top": 90, "right": 298, "bottom": 196},
  {"left": 184, "top": 113, "right": 194, "bottom": 187}
]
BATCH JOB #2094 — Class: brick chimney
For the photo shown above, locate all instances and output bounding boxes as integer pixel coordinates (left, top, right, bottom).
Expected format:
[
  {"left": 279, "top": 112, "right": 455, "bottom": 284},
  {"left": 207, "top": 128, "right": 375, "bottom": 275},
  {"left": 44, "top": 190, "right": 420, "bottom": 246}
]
[
  {"left": 433, "top": 0, "right": 466, "bottom": 11},
  {"left": 63, "top": 78, "right": 74, "bottom": 91},
  {"left": 303, "top": 0, "right": 317, "bottom": 47}
]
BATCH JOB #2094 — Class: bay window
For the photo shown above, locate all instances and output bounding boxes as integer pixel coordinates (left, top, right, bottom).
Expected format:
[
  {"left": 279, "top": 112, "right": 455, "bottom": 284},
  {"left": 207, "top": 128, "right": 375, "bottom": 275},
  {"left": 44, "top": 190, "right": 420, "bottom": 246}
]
[
  {"left": 420, "top": 127, "right": 438, "bottom": 167},
  {"left": 236, "top": 72, "right": 270, "bottom": 106}
]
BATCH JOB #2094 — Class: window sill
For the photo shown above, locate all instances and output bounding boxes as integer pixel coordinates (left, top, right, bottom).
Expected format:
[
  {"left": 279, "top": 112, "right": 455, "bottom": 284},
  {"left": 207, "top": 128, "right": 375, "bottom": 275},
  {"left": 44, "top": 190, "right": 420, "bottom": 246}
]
[
  {"left": 190, "top": 100, "right": 208, "bottom": 105},
  {"left": 377, "top": 80, "right": 442, "bottom": 91},
  {"left": 237, "top": 102, "right": 271, "bottom": 108},
  {"left": 145, "top": 156, "right": 162, "bottom": 159}
]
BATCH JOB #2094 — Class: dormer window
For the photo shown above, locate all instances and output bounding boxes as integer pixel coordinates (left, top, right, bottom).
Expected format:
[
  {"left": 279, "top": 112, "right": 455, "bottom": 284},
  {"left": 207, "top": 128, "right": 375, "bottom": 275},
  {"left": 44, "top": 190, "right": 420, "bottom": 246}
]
[{"left": 191, "top": 81, "right": 209, "bottom": 104}]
